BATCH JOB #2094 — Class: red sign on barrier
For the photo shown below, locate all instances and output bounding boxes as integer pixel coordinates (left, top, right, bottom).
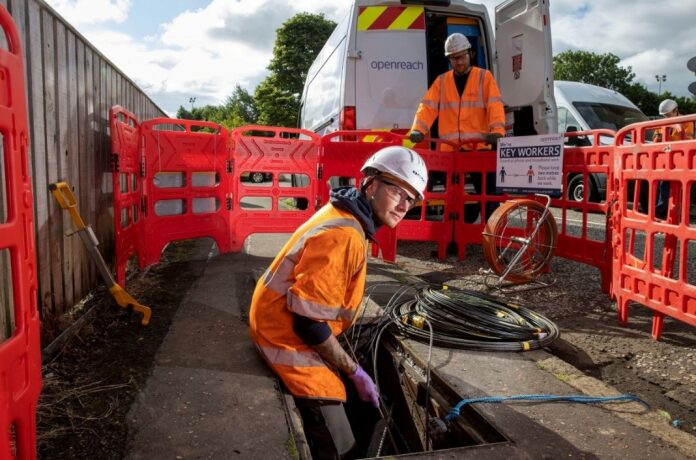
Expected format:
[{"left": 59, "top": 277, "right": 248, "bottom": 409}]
[
  {"left": 613, "top": 116, "right": 696, "bottom": 339},
  {"left": 0, "top": 6, "right": 41, "bottom": 459},
  {"left": 110, "top": 106, "right": 142, "bottom": 287}
]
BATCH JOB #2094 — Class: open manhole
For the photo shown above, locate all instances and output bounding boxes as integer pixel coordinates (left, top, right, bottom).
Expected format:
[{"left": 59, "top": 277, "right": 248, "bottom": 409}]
[{"left": 341, "top": 336, "right": 509, "bottom": 458}]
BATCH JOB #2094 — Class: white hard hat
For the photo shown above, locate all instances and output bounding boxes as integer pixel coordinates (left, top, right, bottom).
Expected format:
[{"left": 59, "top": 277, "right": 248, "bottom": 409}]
[
  {"left": 444, "top": 33, "right": 471, "bottom": 57},
  {"left": 658, "top": 99, "right": 678, "bottom": 115},
  {"left": 361, "top": 146, "right": 428, "bottom": 200}
]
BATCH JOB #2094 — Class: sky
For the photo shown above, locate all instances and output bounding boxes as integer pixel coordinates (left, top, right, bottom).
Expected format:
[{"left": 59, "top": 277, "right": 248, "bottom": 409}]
[{"left": 44, "top": 0, "right": 696, "bottom": 117}]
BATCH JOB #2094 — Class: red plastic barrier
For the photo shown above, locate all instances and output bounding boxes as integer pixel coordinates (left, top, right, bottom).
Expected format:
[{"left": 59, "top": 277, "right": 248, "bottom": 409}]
[
  {"left": 396, "top": 140, "right": 457, "bottom": 260},
  {"left": 452, "top": 150, "right": 510, "bottom": 260},
  {"left": 0, "top": 5, "right": 41, "bottom": 459},
  {"left": 139, "top": 118, "right": 231, "bottom": 267},
  {"left": 229, "top": 126, "right": 320, "bottom": 251},
  {"left": 319, "top": 131, "right": 402, "bottom": 261},
  {"left": 554, "top": 129, "right": 615, "bottom": 293},
  {"left": 109, "top": 106, "right": 142, "bottom": 286},
  {"left": 612, "top": 116, "right": 696, "bottom": 339}
]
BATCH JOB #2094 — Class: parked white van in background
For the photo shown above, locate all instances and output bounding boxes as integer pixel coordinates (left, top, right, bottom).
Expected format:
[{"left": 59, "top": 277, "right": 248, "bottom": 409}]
[
  {"left": 555, "top": 80, "right": 648, "bottom": 202},
  {"left": 299, "top": 0, "right": 557, "bottom": 139}
]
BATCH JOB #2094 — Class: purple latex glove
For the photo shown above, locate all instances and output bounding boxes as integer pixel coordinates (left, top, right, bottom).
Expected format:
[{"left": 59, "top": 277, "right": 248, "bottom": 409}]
[{"left": 349, "top": 365, "right": 380, "bottom": 408}]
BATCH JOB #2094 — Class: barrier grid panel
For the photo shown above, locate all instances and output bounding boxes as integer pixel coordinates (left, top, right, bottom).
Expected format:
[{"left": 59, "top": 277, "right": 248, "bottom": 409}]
[
  {"left": 613, "top": 117, "right": 696, "bottom": 339},
  {"left": 0, "top": 5, "right": 41, "bottom": 459},
  {"left": 139, "top": 118, "right": 231, "bottom": 267},
  {"left": 109, "top": 106, "right": 142, "bottom": 287},
  {"left": 319, "top": 131, "right": 402, "bottom": 261},
  {"left": 397, "top": 141, "right": 457, "bottom": 260},
  {"left": 229, "top": 126, "right": 321, "bottom": 251},
  {"left": 554, "top": 130, "right": 615, "bottom": 294}
]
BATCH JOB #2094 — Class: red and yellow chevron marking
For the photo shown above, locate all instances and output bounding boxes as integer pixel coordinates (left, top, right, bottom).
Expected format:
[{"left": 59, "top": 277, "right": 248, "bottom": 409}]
[{"left": 357, "top": 6, "right": 425, "bottom": 31}]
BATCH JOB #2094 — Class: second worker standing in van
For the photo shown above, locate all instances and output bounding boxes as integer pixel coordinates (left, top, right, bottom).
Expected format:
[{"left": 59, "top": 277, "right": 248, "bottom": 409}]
[
  {"left": 408, "top": 33, "right": 506, "bottom": 221},
  {"left": 408, "top": 32, "right": 505, "bottom": 150}
]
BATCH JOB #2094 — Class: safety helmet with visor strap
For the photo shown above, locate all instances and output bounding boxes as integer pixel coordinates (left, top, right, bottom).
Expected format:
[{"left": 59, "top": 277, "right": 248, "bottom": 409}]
[
  {"left": 444, "top": 33, "right": 472, "bottom": 57},
  {"left": 658, "top": 99, "right": 678, "bottom": 115},
  {"left": 361, "top": 146, "right": 428, "bottom": 200}
]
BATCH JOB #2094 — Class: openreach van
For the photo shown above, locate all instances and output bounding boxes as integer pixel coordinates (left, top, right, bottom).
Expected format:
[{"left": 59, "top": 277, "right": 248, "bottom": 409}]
[
  {"left": 299, "top": 0, "right": 557, "bottom": 138},
  {"left": 554, "top": 80, "right": 648, "bottom": 202}
]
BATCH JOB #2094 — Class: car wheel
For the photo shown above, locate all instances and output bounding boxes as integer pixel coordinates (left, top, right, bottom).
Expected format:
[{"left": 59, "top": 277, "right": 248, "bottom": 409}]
[
  {"left": 250, "top": 172, "right": 265, "bottom": 183},
  {"left": 567, "top": 175, "right": 585, "bottom": 202}
]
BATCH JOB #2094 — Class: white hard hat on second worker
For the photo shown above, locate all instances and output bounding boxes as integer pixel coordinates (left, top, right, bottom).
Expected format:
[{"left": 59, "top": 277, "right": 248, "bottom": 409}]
[
  {"left": 658, "top": 99, "right": 678, "bottom": 115},
  {"left": 361, "top": 146, "right": 428, "bottom": 200},
  {"left": 444, "top": 33, "right": 471, "bottom": 56}
]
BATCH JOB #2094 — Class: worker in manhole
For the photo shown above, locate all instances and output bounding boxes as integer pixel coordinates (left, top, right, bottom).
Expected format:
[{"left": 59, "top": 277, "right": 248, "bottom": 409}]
[{"left": 249, "top": 146, "right": 428, "bottom": 459}]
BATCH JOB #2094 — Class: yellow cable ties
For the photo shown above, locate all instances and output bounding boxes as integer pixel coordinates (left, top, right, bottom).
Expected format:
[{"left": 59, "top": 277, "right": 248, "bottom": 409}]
[
  {"left": 412, "top": 315, "right": 425, "bottom": 329},
  {"left": 522, "top": 342, "right": 531, "bottom": 351}
]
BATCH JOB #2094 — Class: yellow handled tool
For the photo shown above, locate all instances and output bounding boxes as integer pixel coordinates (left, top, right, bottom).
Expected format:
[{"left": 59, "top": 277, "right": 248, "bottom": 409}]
[{"left": 49, "top": 181, "right": 152, "bottom": 325}]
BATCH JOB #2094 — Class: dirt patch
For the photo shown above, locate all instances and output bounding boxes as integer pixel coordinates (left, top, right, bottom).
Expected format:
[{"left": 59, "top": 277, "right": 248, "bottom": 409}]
[{"left": 36, "top": 242, "right": 207, "bottom": 459}]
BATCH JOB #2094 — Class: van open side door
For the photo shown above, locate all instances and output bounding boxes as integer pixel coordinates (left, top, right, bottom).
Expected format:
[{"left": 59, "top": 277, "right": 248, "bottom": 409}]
[{"left": 495, "top": 0, "right": 556, "bottom": 135}]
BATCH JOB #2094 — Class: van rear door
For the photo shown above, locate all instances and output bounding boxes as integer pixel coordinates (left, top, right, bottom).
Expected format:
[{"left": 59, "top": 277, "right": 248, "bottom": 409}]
[
  {"left": 354, "top": 5, "right": 428, "bottom": 130},
  {"left": 495, "top": 0, "right": 556, "bottom": 134}
]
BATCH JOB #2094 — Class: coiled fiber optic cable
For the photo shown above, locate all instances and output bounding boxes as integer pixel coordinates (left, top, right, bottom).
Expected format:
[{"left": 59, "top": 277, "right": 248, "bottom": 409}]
[{"left": 389, "top": 286, "right": 559, "bottom": 351}]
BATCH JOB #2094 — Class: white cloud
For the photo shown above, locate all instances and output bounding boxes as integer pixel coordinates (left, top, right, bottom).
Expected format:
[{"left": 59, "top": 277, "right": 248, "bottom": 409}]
[
  {"left": 47, "top": 0, "right": 132, "bottom": 26},
  {"left": 46, "top": 0, "right": 695, "bottom": 116}
]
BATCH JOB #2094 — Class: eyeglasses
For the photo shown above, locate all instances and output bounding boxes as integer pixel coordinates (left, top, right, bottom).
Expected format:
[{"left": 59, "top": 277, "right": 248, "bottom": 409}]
[{"left": 379, "top": 179, "right": 417, "bottom": 208}]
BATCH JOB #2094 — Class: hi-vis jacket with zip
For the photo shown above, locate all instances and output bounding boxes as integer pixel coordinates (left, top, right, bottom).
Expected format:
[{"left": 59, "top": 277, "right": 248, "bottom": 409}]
[
  {"left": 411, "top": 67, "right": 505, "bottom": 150},
  {"left": 249, "top": 203, "right": 368, "bottom": 401}
]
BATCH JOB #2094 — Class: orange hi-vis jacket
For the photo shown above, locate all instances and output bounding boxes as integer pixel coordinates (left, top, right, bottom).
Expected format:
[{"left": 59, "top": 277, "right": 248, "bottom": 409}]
[
  {"left": 249, "top": 203, "right": 368, "bottom": 401},
  {"left": 653, "top": 121, "right": 695, "bottom": 142},
  {"left": 411, "top": 67, "right": 505, "bottom": 150}
]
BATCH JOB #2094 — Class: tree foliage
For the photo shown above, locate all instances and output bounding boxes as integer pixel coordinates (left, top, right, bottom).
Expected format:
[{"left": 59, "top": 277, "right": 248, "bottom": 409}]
[
  {"left": 176, "top": 85, "right": 258, "bottom": 128},
  {"left": 255, "top": 13, "right": 336, "bottom": 127},
  {"left": 177, "top": 13, "right": 335, "bottom": 128},
  {"left": 553, "top": 50, "right": 696, "bottom": 116},
  {"left": 553, "top": 51, "right": 635, "bottom": 92}
]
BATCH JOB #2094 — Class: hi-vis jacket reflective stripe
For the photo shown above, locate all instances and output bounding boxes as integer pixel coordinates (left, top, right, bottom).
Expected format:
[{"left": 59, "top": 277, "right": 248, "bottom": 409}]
[
  {"left": 411, "top": 67, "right": 505, "bottom": 150},
  {"left": 249, "top": 203, "right": 368, "bottom": 401}
]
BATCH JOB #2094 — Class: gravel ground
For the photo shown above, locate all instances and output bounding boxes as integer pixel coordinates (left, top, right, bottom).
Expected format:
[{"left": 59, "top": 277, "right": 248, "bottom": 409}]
[{"left": 393, "top": 240, "right": 696, "bottom": 434}]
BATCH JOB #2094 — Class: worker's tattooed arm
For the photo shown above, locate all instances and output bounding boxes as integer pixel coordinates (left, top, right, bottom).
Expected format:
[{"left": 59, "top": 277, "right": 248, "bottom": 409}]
[{"left": 313, "top": 335, "right": 358, "bottom": 375}]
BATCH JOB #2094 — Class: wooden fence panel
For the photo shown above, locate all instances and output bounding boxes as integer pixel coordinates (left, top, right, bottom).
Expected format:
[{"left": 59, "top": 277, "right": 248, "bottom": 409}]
[{"left": 0, "top": 2, "right": 167, "bottom": 342}]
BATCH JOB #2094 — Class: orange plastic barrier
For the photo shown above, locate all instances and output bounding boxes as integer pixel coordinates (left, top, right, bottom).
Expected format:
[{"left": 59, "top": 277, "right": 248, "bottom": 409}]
[
  {"left": 0, "top": 5, "right": 41, "bottom": 459},
  {"left": 109, "top": 106, "right": 142, "bottom": 286},
  {"left": 612, "top": 116, "right": 696, "bottom": 339},
  {"left": 229, "top": 126, "right": 320, "bottom": 251},
  {"left": 555, "top": 130, "right": 615, "bottom": 293},
  {"left": 452, "top": 149, "right": 510, "bottom": 260},
  {"left": 319, "top": 131, "right": 402, "bottom": 261},
  {"left": 139, "top": 119, "right": 231, "bottom": 267},
  {"left": 396, "top": 141, "right": 457, "bottom": 260}
]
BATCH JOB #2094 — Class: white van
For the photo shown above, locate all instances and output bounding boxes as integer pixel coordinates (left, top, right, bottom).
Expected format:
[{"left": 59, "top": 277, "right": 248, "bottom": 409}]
[
  {"left": 555, "top": 81, "right": 648, "bottom": 201},
  {"left": 299, "top": 0, "right": 557, "bottom": 138}
]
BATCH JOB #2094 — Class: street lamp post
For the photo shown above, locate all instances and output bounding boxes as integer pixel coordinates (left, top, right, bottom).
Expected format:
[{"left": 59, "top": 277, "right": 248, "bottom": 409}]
[
  {"left": 189, "top": 97, "right": 196, "bottom": 111},
  {"left": 654, "top": 75, "right": 666, "bottom": 95}
]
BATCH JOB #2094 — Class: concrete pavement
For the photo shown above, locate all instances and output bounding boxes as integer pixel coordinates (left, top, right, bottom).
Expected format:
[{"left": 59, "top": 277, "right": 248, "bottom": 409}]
[{"left": 125, "top": 235, "right": 695, "bottom": 459}]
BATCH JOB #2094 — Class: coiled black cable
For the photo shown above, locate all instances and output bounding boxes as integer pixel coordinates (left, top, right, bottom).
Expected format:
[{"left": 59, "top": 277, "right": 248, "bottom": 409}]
[{"left": 389, "top": 286, "right": 559, "bottom": 351}]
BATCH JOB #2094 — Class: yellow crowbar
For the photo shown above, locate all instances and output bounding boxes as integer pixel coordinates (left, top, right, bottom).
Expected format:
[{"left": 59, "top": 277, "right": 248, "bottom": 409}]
[{"left": 49, "top": 181, "right": 151, "bottom": 325}]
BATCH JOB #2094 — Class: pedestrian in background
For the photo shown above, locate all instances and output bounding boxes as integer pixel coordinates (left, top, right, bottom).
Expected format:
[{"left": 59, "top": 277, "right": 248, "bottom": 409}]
[
  {"left": 249, "top": 146, "right": 428, "bottom": 460},
  {"left": 653, "top": 99, "right": 695, "bottom": 219}
]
